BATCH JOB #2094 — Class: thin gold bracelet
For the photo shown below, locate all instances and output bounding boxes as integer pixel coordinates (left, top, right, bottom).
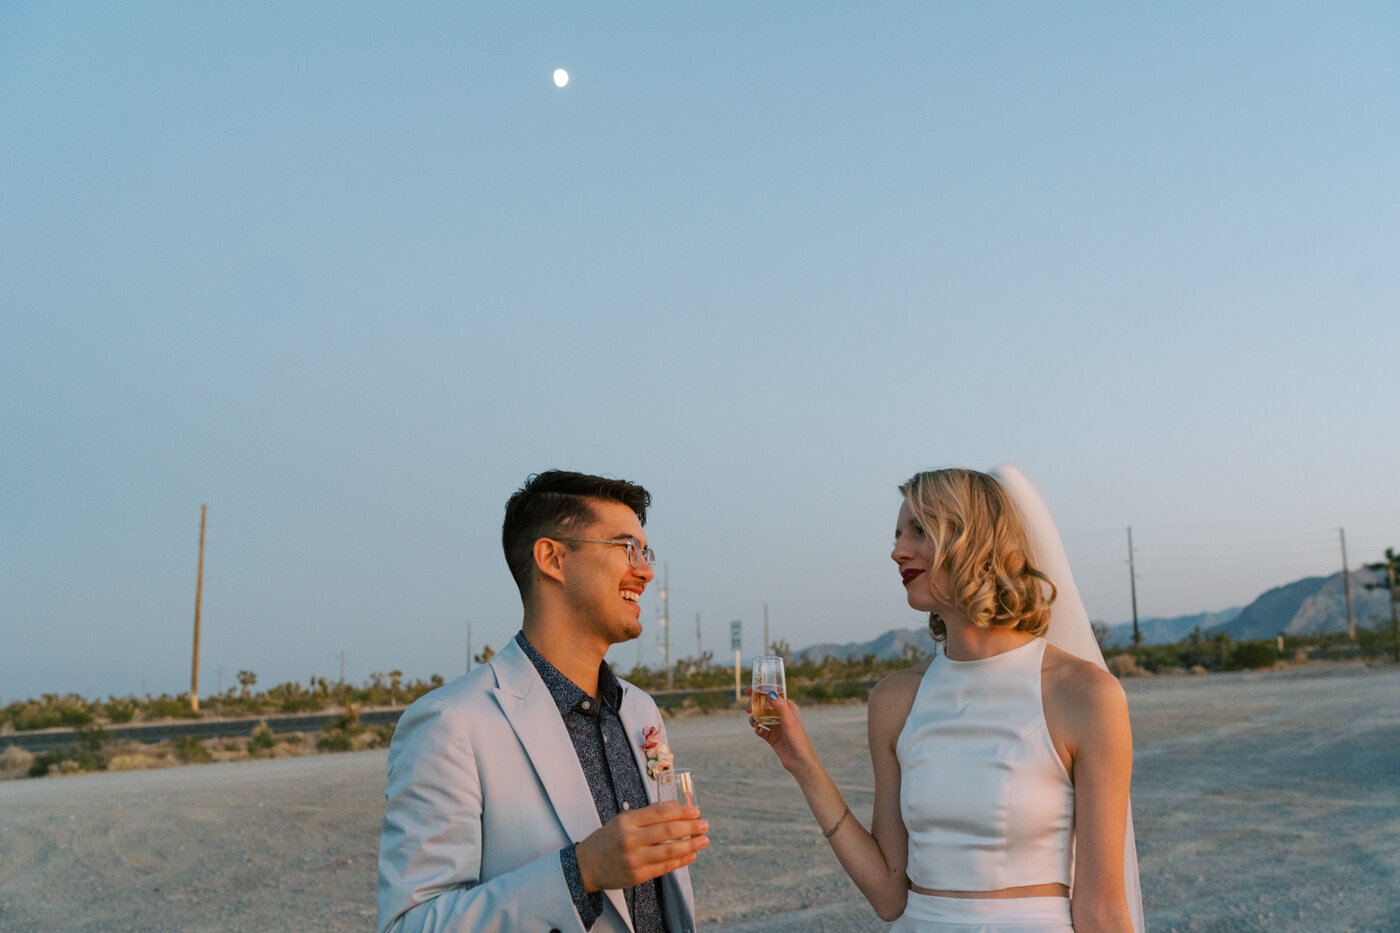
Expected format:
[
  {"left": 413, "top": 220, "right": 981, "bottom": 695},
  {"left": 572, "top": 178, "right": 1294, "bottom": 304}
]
[{"left": 822, "top": 805, "right": 851, "bottom": 839}]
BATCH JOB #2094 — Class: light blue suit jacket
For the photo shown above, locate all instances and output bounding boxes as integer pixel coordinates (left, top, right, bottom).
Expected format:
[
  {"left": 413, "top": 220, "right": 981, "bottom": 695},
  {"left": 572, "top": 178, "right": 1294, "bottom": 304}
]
[{"left": 378, "top": 637, "right": 696, "bottom": 932}]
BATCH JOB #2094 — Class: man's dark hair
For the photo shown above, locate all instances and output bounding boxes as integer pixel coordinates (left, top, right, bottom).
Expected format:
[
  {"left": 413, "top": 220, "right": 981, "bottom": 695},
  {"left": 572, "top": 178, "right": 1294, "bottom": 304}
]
[{"left": 502, "top": 470, "right": 651, "bottom": 601}]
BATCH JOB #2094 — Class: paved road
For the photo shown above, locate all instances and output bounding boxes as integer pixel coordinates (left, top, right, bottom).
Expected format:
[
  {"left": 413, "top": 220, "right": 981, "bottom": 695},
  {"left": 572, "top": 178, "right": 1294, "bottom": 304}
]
[
  {"left": 0, "top": 684, "right": 764, "bottom": 752},
  {"left": 0, "top": 708, "right": 407, "bottom": 753}
]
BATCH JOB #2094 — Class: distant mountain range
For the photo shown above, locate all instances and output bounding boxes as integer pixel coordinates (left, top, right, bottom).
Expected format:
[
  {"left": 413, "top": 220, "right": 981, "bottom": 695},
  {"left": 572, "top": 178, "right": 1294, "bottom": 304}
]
[{"left": 797, "top": 567, "right": 1393, "bottom": 661}]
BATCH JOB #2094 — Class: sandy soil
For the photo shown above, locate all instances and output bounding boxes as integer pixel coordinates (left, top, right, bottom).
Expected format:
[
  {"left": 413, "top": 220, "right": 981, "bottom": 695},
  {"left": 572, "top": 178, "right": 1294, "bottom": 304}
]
[{"left": 1, "top": 662, "right": 1397, "bottom": 932}]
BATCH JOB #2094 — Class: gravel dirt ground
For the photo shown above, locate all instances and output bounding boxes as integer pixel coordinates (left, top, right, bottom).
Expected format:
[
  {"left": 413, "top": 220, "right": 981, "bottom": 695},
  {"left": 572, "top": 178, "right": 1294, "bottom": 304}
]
[{"left": 1, "top": 661, "right": 1396, "bottom": 932}]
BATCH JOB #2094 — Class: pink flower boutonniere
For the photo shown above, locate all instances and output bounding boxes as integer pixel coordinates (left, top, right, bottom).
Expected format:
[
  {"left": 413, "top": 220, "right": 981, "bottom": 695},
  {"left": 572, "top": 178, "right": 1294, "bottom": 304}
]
[{"left": 641, "top": 725, "right": 674, "bottom": 780}]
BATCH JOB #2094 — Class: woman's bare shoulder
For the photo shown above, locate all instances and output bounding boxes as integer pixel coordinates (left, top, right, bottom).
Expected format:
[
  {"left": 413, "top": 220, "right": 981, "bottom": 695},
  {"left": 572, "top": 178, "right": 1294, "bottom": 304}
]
[
  {"left": 1042, "top": 644, "right": 1127, "bottom": 724},
  {"left": 868, "top": 658, "right": 932, "bottom": 744}
]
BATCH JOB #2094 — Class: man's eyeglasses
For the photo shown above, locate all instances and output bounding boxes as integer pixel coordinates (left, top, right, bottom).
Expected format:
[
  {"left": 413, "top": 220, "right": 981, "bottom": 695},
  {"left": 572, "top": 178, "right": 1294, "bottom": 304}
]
[{"left": 554, "top": 536, "right": 657, "bottom": 569}]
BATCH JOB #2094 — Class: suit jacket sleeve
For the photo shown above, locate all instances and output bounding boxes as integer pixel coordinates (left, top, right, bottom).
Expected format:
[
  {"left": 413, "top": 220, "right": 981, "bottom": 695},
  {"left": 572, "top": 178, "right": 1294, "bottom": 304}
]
[{"left": 377, "top": 694, "right": 585, "bottom": 933}]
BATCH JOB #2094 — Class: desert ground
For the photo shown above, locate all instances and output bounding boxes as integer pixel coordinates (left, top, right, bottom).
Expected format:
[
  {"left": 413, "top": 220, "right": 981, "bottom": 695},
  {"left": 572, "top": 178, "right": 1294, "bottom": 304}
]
[{"left": 1, "top": 662, "right": 1397, "bottom": 933}]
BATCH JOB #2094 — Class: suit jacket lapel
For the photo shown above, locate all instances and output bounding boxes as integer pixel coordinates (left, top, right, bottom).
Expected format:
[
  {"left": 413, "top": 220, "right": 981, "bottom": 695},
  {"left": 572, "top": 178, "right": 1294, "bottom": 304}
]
[
  {"left": 490, "top": 639, "right": 636, "bottom": 932},
  {"left": 490, "top": 640, "right": 601, "bottom": 848},
  {"left": 620, "top": 684, "right": 696, "bottom": 933},
  {"left": 618, "top": 683, "right": 661, "bottom": 804}
]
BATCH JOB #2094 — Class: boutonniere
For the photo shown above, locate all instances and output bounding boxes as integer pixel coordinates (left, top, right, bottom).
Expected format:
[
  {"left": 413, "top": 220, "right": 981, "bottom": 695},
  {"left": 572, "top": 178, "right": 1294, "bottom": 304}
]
[{"left": 641, "top": 725, "right": 674, "bottom": 780}]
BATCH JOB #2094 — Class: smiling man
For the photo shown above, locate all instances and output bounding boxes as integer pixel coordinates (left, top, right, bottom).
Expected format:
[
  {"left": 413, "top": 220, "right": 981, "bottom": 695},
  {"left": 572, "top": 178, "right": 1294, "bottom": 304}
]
[{"left": 378, "top": 471, "right": 707, "bottom": 933}]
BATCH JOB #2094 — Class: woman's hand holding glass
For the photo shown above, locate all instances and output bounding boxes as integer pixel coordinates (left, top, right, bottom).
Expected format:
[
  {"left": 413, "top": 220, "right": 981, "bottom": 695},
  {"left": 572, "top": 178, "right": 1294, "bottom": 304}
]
[{"left": 748, "top": 683, "right": 820, "bottom": 778}]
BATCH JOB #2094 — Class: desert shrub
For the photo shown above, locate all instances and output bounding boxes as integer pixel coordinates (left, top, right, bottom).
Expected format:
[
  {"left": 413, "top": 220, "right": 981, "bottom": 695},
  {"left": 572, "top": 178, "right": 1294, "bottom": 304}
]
[
  {"left": 77, "top": 723, "right": 107, "bottom": 750},
  {"left": 108, "top": 752, "right": 162, "bottom": 772},
  {"left": 832, "top": 681, "right": 870, "bottom": 701},
  {"left": 1354, "top": 623, "right": 1394, "bottom": 660},
  {"left": 145, "top": 695, "right": 202, "bottom": 720},
  {"left": 653, "top": 693, "right": 685, "bottom": 713},
  {"left": 249, "top": 722, "right": 276, "bottom": 753},
  {"left": 796, "top": 682, "right": 832, "bottom": 703},
  {"left": 280, "top": 732, "right": 304, "bottom": 746},
  {"left": 373, "top": 724, "right": 396, "bottom": 745},
  {"left": 690, "top": 690, "right": 735, "bottom": 713},
  {"left": 267, "top": 682, "right": 323, "bottom": 714},
  {"left": 317, "top": 705, "right": 366, "bottom": 751},
  {"left": 27, "top": 729, "right": 107, "bottom": 777},
  {"left": 1107, "top": 654, "right": 1148, "bottom": 678},
  {"left": 351, "top": 729, "right": 391, "bottom": 751},
  {"left": 317, "top": 730, "right": 354, "bottom": 752},
  {"left": 27, "top": 753, "right": 56, "bottom": 777},
  {"left": 1225, "top": 641, "right": 1277, "bottom": 671},
  {"left": 0, "top": 745, "right": 35, "bottom": 778},
  {"left": 8, "top": 695, "right": 95, "bottom": 731},
  {"left": 104, "top": 697, "right": 138, "bottom": 724},
  {"left": 171, "top": 736, "right": 211, "bottom": 764},
  {"left": 9, "top": 703, "right": 61, "bottom": 731}
]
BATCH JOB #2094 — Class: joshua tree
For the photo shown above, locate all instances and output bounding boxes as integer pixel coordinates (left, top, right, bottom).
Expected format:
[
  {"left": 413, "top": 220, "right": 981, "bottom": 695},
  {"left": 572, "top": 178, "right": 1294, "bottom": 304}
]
[
  {"left": 389, "top": 670, "right": 402, "bottom": 704},
  {"left": 473, "top": 645, "right": 495, "bottom": 665},
  {"left": 1363, "top": 548, "right": 1400, "bottom": 662},
  {"left": 237, "top": 670, "right": 257, "bottom": 700}
]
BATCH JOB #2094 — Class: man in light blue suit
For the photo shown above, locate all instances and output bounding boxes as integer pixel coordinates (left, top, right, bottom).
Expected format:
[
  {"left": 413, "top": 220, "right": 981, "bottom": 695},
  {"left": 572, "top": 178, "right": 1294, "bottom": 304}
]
[{"left": 378, "top": 471, "right": 706, "bottom": 933}]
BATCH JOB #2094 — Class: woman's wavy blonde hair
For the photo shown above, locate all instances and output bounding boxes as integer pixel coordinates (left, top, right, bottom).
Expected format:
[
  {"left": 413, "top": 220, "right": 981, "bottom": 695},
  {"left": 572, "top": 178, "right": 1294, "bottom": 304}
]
[{"left": 900, "top": 468, "right": 1057, "bottom": 643}]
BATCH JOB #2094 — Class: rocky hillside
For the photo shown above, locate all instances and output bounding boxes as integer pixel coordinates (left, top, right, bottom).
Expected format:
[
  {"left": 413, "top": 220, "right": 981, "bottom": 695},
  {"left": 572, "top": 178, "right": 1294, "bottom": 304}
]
[{"left": 794, "top": 567, "right": 1394, "bottom": 660}]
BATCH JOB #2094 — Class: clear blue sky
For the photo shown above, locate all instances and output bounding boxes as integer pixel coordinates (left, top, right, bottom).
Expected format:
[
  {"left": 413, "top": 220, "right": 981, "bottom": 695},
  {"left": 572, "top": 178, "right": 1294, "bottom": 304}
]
[{"left": 3, "top": 3, "right": 1397, "bottom": 703}]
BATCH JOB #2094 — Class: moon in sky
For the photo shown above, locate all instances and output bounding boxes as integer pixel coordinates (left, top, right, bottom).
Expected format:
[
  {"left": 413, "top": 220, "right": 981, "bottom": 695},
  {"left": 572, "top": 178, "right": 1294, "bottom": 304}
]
[{"left": 553, "top": 68, "right": 569, "bottom": 88}]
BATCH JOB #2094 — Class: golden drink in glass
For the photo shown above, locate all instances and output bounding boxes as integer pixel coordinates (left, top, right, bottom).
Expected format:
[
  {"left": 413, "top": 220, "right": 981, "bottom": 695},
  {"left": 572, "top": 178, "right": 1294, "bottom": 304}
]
[{"left": 751, "top": 655, "right": 786, "bottom": 726}]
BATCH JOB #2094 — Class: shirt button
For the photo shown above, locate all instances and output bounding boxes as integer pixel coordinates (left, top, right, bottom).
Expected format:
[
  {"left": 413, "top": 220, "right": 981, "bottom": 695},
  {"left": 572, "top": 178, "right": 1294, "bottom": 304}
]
[
  {"left": 581, "top": 699, "right": 591, "bottom": 710},
  {"left": 622, "top": 801, "right": 630, "bottom": 810}
]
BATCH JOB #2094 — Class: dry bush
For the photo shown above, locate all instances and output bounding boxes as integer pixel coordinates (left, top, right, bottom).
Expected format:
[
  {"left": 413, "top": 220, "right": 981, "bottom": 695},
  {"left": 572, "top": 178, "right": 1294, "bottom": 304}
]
[
  {"left": 1107, "top": 654, "right": 1150, "bottom": 678},
  {"left": 209, "top": 743, "right": 253, "bottom": 764},
  {"left": 0, "top": 745, "right": 35, "bottom": 778},
  {"left": 270, "top": 742, "right": 312, "bottom": 759},
  {"left": 108, "top": 752, "right": 168, "bottom": 772}
]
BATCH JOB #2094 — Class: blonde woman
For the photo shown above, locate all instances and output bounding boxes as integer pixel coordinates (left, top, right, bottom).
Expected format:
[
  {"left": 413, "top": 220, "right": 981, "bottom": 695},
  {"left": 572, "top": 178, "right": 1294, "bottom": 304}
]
[{"left": 752, "top": 466, "right": 1144, "bottom": 933}]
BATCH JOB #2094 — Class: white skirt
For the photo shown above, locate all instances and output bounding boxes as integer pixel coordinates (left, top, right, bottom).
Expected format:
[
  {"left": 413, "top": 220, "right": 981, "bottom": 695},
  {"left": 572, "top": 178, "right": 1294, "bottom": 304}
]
[{"left": 889, "top": 893, "right": 1073, "bottom": 933}]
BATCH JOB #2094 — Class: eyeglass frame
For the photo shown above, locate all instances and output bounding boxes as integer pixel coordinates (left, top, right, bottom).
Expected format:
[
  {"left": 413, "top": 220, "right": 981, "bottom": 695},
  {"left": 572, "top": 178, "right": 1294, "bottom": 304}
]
[{"left": 552, "top": 536, "right": 657, "bottom": 569}]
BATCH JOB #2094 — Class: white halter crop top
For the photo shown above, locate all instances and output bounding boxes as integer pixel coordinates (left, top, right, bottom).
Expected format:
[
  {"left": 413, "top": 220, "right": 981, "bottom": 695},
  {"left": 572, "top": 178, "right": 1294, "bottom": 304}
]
[{"left": 897, "top": 637, "right": 1074, "bottom": 891}]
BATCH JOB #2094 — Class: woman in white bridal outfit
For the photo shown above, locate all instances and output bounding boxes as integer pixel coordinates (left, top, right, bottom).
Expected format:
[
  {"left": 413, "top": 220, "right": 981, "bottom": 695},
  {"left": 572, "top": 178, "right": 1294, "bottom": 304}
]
[{"left": 751, "top": 466, "right": 1145, "bottom": 933}]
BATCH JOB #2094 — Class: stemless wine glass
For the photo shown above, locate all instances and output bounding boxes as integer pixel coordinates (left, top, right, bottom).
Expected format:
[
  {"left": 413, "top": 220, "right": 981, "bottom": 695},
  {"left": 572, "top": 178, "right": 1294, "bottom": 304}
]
[
  {"left": 658, "top": 768, "right": 697, "bottom": 808},
  {"left": 751, "top": 655, "right": 787, "bottom": 726},
  {"left": 658, "top": 768, "right": 698, "bottom": 842}
]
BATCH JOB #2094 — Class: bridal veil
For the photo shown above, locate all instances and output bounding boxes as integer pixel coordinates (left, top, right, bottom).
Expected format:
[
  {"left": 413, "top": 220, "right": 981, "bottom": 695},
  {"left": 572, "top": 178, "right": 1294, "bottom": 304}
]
[{"left": 991, "top": 464, "right": 1147, "bottom": 933}]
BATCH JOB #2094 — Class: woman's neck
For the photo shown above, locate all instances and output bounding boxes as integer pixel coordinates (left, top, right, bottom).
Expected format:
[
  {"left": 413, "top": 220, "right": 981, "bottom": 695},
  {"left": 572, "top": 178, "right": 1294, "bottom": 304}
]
[{"left": 941, "top": 621, "right": 1037, "bottom": 662}]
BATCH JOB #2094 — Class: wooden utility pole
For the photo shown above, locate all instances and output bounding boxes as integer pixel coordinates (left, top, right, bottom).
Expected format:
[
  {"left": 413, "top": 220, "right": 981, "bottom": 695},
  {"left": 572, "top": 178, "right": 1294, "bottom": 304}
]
[
  {"left": 1127, "top": 527, "right": 1141, "bottom": 652},
  {"left": 190, "top": 504, "right": 207, "bottom": 713},
  {"left": 1339, "top": 528, "right": 1355, "bottom": 639}
]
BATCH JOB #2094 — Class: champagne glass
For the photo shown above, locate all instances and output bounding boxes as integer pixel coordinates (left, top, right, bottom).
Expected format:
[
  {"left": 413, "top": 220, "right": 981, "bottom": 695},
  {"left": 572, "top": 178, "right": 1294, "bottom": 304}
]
[{"left": 751, "top": 656, "right": 786, "bottom": 726}]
